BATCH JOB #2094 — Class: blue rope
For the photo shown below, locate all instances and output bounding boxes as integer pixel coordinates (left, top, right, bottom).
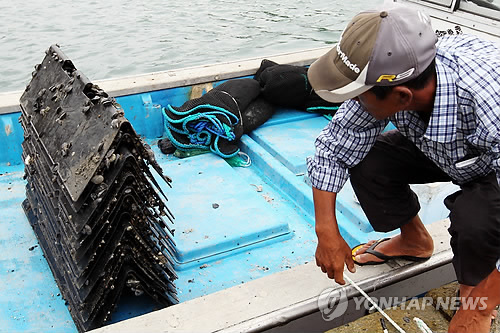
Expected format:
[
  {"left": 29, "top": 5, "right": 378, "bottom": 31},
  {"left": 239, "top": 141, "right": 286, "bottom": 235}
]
[
  {"left": 163, "top": 104, "right": 240, "bottom": 158},
  {"left": 305, "top": 106, "right": 340, "bottom": 113},
  {"left": 164, "top": 105, "right": 238, "bottom": 140},
  {"left": 210, "top": 135, "right": 240, "bottom": 158},
  {"left": 166, "top": 104, "right": 239, "bottom": 125}
]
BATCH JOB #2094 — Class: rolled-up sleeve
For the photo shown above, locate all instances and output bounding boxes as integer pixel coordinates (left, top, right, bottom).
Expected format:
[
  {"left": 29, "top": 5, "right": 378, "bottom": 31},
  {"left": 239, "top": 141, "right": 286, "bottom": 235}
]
[{"left": 307, "top": 99, "right": 387, "bottom": 193}]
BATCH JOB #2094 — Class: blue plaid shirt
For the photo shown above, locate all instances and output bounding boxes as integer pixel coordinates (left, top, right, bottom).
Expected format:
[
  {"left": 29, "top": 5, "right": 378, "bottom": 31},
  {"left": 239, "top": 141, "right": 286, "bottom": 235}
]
[{"left": 307, "top": 35, "right": 500, "bottom": 193}]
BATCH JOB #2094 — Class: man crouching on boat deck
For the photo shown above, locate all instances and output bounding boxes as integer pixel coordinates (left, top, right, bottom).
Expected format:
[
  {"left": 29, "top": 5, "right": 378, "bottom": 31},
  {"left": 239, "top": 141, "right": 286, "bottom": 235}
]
[{"left": 306, "top": 4, "right": 500, "bottom": 333}]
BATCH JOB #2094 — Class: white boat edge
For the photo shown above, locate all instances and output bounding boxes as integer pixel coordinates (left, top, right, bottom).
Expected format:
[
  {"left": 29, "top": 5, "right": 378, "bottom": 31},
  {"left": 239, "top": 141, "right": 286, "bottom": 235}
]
[{"left": 0, "top": 47, "right": 331, "bottom": 116}]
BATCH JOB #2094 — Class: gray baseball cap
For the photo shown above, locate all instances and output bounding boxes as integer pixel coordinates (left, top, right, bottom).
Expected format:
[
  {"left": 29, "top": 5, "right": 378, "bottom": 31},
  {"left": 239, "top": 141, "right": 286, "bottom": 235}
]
[{"left": 308, "top": 5, "right": 437, "bottom": 103}]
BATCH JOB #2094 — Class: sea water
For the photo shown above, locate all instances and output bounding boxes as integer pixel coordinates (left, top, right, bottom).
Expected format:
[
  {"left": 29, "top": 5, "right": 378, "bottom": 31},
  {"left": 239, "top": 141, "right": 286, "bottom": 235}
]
[{"left": 0, "top": 0, "right": 382, "bottom": 93}]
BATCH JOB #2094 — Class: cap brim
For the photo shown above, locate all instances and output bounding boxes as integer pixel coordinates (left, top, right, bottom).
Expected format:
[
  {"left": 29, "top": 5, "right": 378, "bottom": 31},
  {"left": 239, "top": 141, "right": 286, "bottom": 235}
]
[{"left": 308, "top": 46, "right": 373, "bottom": 103}]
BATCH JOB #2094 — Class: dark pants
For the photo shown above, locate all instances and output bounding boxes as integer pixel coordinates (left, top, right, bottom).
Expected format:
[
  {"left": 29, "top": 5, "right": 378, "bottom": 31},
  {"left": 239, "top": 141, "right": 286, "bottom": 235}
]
[{"left": 349, "top": 130, "right": 500, "bottom": 286}]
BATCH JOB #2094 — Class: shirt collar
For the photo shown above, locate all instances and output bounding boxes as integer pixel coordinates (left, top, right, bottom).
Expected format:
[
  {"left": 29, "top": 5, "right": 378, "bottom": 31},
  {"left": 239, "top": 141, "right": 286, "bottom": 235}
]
[{"left": 423, "top": 59, "right": 458, "bottom": 142}]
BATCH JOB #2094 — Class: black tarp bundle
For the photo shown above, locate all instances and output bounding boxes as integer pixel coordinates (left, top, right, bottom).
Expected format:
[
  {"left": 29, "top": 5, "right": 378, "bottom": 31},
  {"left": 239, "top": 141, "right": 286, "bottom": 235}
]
[
  {"left": 253, "top": 59, "right": 342, "bottom": 114},
  {"left": 162, "top": 59, "right": 341, "bottom": 158}
]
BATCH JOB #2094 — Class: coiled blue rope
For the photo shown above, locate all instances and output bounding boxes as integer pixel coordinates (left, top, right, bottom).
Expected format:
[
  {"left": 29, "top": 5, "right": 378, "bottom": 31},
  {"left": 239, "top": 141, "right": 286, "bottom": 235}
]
[{"left": 163, "top": 104, "right": 241, "bottom": 158}]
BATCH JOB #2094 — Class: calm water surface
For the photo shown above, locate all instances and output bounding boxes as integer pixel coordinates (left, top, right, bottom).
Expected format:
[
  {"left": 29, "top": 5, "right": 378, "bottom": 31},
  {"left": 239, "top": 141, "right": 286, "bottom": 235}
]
[{"left": 0, "top": 0, "right": 382, "bottom": 93}]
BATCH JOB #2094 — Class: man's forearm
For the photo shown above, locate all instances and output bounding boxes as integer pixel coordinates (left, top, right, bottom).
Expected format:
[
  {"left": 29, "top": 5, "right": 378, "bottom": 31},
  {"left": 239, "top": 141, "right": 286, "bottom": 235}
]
[
  {"left": 312, "top": 187, "right": 340, "bottom": 236},
  {"left": 312, "top": 186, "right": 355, "bottom": 283}
]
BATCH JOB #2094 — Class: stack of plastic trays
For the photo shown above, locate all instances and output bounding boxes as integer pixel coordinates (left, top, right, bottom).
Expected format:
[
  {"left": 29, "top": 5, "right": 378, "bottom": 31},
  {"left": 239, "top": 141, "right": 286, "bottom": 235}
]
[{"left": 19, "top": 45, "right": 178, "bottom": 332}]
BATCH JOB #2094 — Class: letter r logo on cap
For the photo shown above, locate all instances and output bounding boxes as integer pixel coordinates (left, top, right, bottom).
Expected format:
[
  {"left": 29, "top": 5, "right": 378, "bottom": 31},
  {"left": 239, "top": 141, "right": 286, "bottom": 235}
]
[{"left": 376, "top": 74, "right": 396, "bottom": 82}]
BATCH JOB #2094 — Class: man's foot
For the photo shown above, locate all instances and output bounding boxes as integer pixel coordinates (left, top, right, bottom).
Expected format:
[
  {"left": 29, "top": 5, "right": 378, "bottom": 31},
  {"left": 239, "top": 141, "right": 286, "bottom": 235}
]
[
  {"left": 352, "top": 234, "right": 434, "bottom": 264},
  {"left": 353, "top": 215, "right": 434, "bottom": 265}
]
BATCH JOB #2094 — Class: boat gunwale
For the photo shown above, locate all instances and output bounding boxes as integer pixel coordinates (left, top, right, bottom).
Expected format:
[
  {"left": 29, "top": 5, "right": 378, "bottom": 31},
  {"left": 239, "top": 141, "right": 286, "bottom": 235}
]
[{"left": 0, "top": 47, "right": 331, "bottom": 116}]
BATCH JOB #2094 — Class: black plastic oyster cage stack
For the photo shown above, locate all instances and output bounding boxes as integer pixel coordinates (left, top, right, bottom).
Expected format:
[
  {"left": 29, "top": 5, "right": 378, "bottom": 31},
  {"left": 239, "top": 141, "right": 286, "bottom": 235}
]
[{"left": 19, "top": 45, "right": 178, "bottom": 332}]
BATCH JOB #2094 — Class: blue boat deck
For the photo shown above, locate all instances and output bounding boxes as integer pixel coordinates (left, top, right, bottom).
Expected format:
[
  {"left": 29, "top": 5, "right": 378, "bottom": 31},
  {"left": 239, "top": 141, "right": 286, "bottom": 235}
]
[
  {"left": 0, "top": 86, "right": 457, "bottom": 332},
  {"left": 0, "top": 165, "right": 77, "bottom": 332}
]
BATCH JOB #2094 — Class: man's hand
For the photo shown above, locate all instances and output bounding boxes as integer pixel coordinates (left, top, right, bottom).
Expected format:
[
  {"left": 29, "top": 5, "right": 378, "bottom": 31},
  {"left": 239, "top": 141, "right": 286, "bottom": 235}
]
[
  {"left": 315, "top": 226, "right": 355, "bottom": 284},
  {"left": 312, "top": 187, "right": 356, "bottom": 285}
]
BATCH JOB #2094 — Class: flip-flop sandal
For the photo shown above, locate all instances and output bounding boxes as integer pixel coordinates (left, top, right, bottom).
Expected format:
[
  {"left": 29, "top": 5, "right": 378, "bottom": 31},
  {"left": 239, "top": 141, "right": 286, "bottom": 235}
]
[{"left": 351, "top": 237, "right": 431, "bottom": 266}]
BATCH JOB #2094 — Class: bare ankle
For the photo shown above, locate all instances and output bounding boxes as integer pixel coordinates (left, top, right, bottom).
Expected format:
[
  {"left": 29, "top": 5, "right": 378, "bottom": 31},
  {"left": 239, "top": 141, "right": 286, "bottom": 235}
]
[{"left": 400, "top": 216, "right": 434, "bottom": 251}]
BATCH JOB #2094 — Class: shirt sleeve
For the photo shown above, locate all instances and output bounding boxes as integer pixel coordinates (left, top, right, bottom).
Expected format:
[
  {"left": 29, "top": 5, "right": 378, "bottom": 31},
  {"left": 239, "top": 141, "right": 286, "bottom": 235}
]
[{"left": 306, "top": 99, "right": 388, "bottom": 193}]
